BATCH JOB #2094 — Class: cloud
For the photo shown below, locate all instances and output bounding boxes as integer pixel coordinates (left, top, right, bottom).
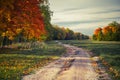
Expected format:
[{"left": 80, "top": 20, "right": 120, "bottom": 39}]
[
  {"left": 52, "top": 6, "right": 120, "bottom": 22},
  {"left": 53, "top": 20, "right": 105, "bottom": 26},
  {"left": 92, "top": 9, "right": 120, "bottom": 14},
  {"left": 49, "top": 0, "right": 120, "bottom": 35},
  {"left": 106, "top": 17, "right": 120, "bottom": 19}
]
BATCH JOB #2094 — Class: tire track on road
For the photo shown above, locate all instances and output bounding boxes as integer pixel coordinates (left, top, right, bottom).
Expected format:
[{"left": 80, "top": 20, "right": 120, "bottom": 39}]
[{"left": 23, "top": 44, "right": 111, "bottom": 80}]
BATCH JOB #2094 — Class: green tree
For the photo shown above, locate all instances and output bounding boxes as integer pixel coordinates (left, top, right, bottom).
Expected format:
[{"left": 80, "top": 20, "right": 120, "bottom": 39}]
[
  {"left": 97, "top": 30, "right": 103, "bottom": 41},
  {"left": 40, "top": 1, "right": 53, "bottom": 41}
]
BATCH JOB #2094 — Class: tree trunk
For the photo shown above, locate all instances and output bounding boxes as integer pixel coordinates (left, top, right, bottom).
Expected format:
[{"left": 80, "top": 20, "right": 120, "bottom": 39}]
[{"left": 2, "top": 36, "right": 7, "bottom": 47}]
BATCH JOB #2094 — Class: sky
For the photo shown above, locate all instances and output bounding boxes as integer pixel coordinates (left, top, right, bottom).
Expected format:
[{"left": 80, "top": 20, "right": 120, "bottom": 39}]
[{"left": 49, "top": 0, "right": 120, "bottom": 36}]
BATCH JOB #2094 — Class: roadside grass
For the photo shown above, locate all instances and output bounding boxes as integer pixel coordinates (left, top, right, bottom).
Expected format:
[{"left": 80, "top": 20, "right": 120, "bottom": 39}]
[
  {"left": 60, "top": 40, "right": 120, "bottom": 80},
  {"left": 0, "top": 41, "right": 65, "bottom": 80}
]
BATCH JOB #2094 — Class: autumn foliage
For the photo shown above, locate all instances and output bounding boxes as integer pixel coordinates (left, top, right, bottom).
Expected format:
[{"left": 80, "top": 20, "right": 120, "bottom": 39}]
[
  {"left": 12, "top": 0, "right": 45, "bottom": 39},
  {"left": 93, "top": 21, "right": 120, "bottom": 41},
  {"left": 0, "top": 0, "right": 47, "bottom": 46},
  {"left": 0, "top": 0, "right": 89, "bottom": 47},
  {"left": 94, "top": 27, "right": 102, "bottom": 36}
]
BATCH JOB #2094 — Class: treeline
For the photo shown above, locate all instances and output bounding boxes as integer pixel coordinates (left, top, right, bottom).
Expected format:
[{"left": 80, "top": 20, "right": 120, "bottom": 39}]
[
  {"left": 0, "top": 0, "right": 89, "bottom": 47},
  {"left": 93, "top": 21, "right": 120, "bottom": 41},
  {"left": 45, "top": 25, "right": 89, "bottom": 40}
]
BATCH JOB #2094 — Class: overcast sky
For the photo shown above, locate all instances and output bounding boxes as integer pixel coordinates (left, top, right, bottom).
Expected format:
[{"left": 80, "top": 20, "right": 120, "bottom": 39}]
[{"left": 49, "top": 0, "right": 120, "bottom": 36}]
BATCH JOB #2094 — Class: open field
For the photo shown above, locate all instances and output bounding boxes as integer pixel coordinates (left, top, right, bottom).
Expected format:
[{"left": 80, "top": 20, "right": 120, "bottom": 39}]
[
  {"left": 0, "top": 40, "right": 120, "bottom": 80},
  {"left": 60, "top": 40, "right": 120, "bottom": 80},
  {"left": 0, "top": 41, "right": 65, "bottom": 80}
]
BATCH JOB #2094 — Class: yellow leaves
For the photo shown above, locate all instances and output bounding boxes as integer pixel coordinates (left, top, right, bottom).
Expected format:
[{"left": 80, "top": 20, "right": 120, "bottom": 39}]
[
  {"left": 8, "top": 36, "right": 14, "bottom": 40},
  {"left": 7, "top": 14, "right": 11, "bottom": 22},
  {"left": 1, "top": 30, "right": 15, "bottom": 40},
  {"left": 16, "top": 28, "right": 22, "bottom": 34},
  {"left": 26, "top": 23, "right": 30, "bottom": 27},
  {"left": 109, "top": 67, "right": 113, "bottom": 71},
  {"left": 2, "top": 32, "right": 6, "bottom": 37},
  {"left": 2, "top": 28, "right": 22, "bottom": 40},
  {"left": 109, "top": 67, "right": 120, "bottom": 77}
]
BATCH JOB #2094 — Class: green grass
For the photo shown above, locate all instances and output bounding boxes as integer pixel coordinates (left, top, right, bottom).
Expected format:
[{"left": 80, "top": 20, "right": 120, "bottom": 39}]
[
  {"left": 0, "top": 41, "right": 65, "bottom": 80},
  {"left": 60, "top": 40, "right": 120, "bottom": 80}
]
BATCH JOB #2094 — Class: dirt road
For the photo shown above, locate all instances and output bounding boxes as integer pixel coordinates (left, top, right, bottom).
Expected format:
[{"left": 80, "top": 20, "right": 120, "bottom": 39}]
[{"left": 22, "top": 44, "right": 110, "bottom": 80}]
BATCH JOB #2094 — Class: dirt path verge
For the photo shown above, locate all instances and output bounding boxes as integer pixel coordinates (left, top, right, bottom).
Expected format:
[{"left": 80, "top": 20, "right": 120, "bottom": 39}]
[{"left": 22, "top": 44, "right": 111, "bottom": 80}]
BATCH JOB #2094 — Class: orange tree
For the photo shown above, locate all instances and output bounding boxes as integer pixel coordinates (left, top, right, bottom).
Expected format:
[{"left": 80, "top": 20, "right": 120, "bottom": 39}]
[
  {"left": 93, "top": 21, "right": 120, "bottom": 41},
  {"left": 0, "top": 0, "right": 46, "bottom": 47}
]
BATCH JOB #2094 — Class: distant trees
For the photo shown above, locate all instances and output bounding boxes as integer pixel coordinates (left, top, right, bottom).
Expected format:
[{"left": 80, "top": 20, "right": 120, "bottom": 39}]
[
  {"left": 49, "top": 25, "right": 89, "bottom": 40},
  {"left": 93, "top": 21, "right": 120, "bottom": 41},
  {"left": 39, "top": 0, "right": 89, "bottom": 41}
]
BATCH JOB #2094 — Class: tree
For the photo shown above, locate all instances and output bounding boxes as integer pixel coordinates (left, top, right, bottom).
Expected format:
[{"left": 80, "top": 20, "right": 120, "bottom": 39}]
[
  {"left": 65, "top": 28, "right": 74, "bottom": 40},
  {"left": 40, "top": 1, "right": 53, "bottom": 41},
  {"left": 93, "top": 21, "right": 120, "bottom": 41},
  {"left": 0, "top": 0, "right": 46, "bottom": 47},
  {"left": 108, "top": 21, "right": 120, "bottom": 27},
  {"left": 13, "top": 0, "right": 45, "bottom": 40},
  {"left": 93, "top": 27, "right": 102, "bottom": 40},
  {"left": 92, "top": 34, "right": 97, "bottom": 40},
  {"left": 97, "top": 30, "right": 103, "bottom": 41}
]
